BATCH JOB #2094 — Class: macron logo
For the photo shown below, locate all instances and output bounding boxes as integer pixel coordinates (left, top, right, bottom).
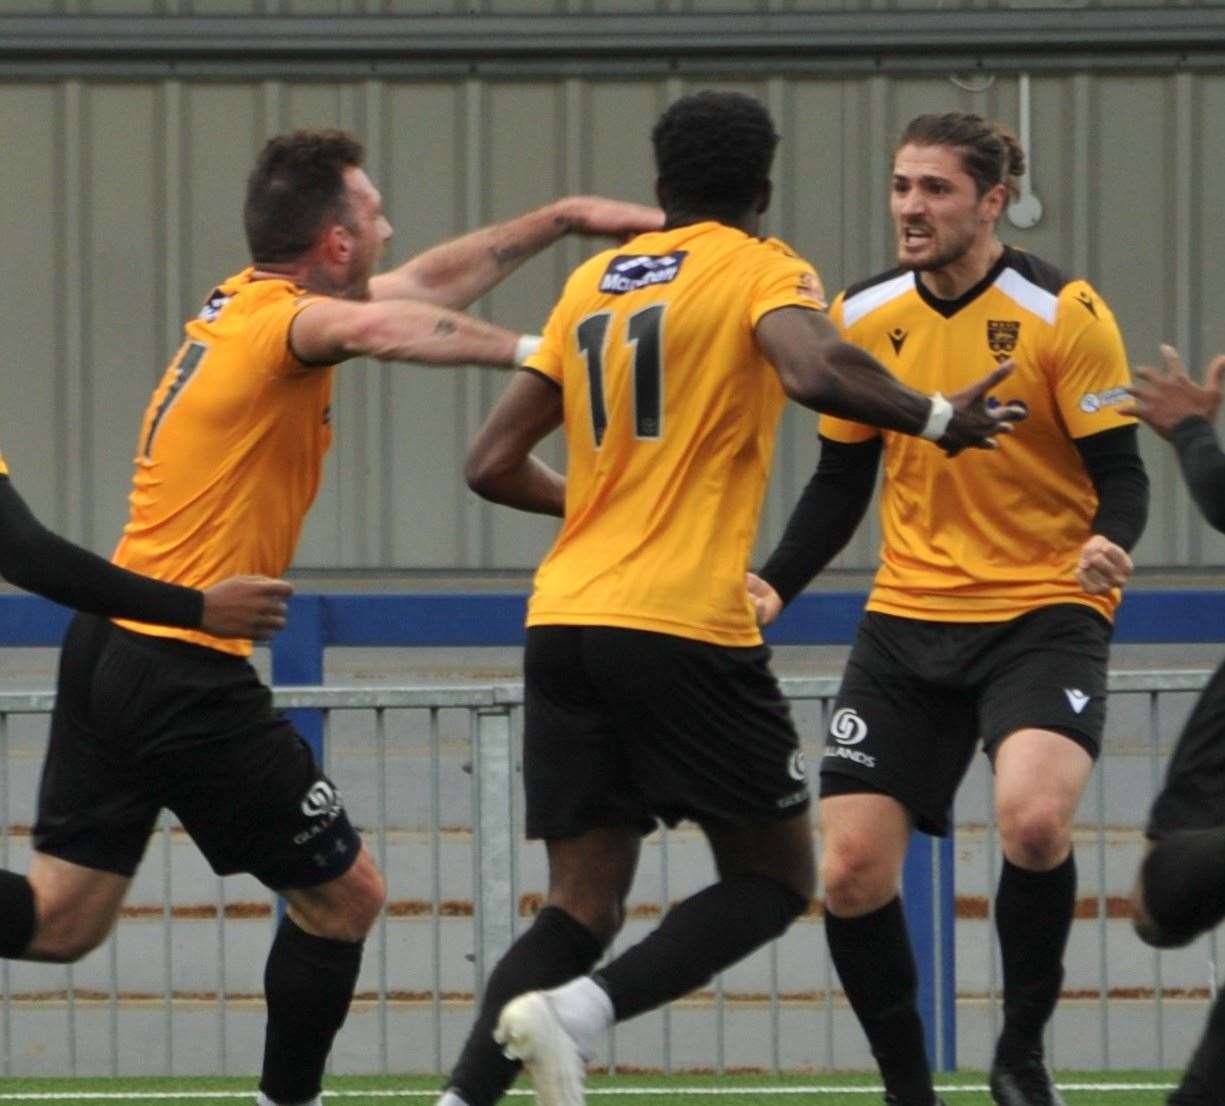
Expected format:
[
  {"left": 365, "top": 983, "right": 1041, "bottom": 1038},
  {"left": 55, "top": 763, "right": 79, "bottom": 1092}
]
[
  {"left": 1065, "top": 688, "right": 1090, "bottom": 714},
  {"left": 597, "top": 251, "right": 687, "bottom": 294}
]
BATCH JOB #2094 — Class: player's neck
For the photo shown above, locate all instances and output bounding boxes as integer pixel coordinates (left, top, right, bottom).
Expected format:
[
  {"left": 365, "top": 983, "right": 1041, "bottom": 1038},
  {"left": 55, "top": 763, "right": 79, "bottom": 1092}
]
[
  {"left": 250, "top": 261, "right": 309, "bottom": 286},
  {"left": 917, "top": 237, "right": 1004, "bottom": 302},
  {"left": 251, "top": 260, "right": 354, "bottom": 299},
  {"left": 663, "top": 211, "right": 760, "bottom": 237}
]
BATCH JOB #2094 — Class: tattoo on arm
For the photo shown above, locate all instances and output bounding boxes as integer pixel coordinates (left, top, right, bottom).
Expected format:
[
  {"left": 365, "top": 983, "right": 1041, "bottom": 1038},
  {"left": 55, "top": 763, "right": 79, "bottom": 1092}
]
[
  {"left": 433, "top": 318, "right": 458, "bottom": 336},
  {"left": 491, "top": 244, "right": 530, "bottom": 267}
]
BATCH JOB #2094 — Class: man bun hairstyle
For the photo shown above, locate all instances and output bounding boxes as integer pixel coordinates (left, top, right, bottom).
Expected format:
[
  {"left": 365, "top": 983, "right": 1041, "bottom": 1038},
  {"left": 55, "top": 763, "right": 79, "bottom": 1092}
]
[
  {"left": 652, "top": 91, "right": 779, "bottom": 221},
  {"left": 244, "top": 129, "right": 366, "bottom": 264},
  {"left": 899, "top": 112, "right": 1026, "bottom": 203}
]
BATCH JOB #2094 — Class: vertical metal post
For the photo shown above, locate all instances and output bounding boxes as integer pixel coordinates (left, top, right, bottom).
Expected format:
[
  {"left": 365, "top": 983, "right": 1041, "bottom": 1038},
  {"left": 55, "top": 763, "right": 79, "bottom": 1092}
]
[
  {"left": 1149, "top": 691, "right": 1164, "bottom": 1069},
  {"left": 216, "top": 875, "right": 227, "bottom": 1076},
  {"left": 0, "top": 712, "right": 11, "bottom": 1077},
  {"left": 270, "top": 595, "right": 327, "bottom": 926},
  {"left": 473, "top": 707, "right": 515, "bottom": 996},
  {"left": 902, "top": 831, "right": 956, "bottom": 1070},
  {"left": 376, "top": 708, "right": 389, "bottom": 1074},
  {"left": 270, "top": 595, "right": 326, "bottom": 761},
  {"left": 430, "top": 709, "right": 443, "bottom": 1076},
  {"left": 161, "top": 810, "right": 174, "bottom": 1075},
  {"left": 660, "top": 826, "right": 672, "bottom": 1075},
  {"left": 1096, "top": 755, "right": 1110, "bottom": 1068}
]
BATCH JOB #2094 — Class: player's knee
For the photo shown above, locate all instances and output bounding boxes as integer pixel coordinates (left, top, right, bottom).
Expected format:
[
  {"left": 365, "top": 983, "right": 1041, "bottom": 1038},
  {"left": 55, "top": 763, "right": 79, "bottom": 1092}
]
[
  {"left": 1131, "top": 887, "right": 1197, "bottom": 950},
  {"left": 1132, "top": 849, "right": 1201, "bottom": 950},
  {"left": 298, "top": 858, "right": 386, "bottom": 943},
  {"left": 820, "top": 838, "right": 895, "bottom": 917},
  {"left": 30, "top": 913, "right": 110, "bottom": 963},
  {"left": 341, "top": 862, "right": 387, "bottom": 939},
  {"left": 546, "top": 891, "right": 624, "bottom": 947},
  {"left": 1132, "top": 909, "right": 1194, "bottom": 950},
  {"left": 998, "top": 798, "right": 1070, "bottom": 869}
]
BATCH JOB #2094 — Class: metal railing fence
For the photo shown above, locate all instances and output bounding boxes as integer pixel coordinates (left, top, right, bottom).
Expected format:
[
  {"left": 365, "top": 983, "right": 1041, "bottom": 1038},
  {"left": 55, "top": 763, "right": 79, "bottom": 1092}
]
[{"left": 0, "top": 670, "right": 1212, "bottom": 1077}]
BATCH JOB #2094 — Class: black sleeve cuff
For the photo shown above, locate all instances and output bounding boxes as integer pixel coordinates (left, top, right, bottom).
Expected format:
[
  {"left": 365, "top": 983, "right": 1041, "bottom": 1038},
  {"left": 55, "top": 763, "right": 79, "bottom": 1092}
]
[
  {"left": 759, "top": 436, "right": 881, "bottom": 605},
  {"left": 1074, "top": 424, "right": 1150, "bottom": 552},
  {"left": 1170, "top": 417, "right": 1225, "bottom": 534},
  {"left": 0, "top": 476, "right": 204, "bottom": 627}
]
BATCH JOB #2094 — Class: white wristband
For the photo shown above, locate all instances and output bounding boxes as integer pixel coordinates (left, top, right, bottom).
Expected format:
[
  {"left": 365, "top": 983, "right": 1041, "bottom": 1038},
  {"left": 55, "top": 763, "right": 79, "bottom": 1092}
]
[
  {"left": 514, "top": 333, "right": 542, "bottom": 368},
  {"left": 920, "top": 392, "right": 954, "bottom": 441}
]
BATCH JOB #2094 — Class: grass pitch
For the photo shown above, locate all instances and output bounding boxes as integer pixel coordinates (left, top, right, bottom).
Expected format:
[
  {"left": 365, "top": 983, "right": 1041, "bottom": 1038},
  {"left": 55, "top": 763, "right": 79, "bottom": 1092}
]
[{"left": 0, "top": 1070, "right": 1180, "bottom": 1105}]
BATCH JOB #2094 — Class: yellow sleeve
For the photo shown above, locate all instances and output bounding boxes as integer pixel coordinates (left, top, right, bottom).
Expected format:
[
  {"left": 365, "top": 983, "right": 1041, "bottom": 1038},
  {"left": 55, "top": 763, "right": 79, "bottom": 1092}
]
[
  {"left": 255, "top": 294, "right": 329, "bottom": 379},
  {"left": 746, "top": 246, "right": 827, "bottom": 329},
  {"left": 0, "top": 448, "right": 8, "bottom": 476},
  {"left": 1049, "top": 281, "right": 1135, "bottom": 439},
  {"left": 815, "top": 293, "right": 880, "bottom": 444},
  {"left": 521, "top": 297, "right": 567, "bottom": 386}
]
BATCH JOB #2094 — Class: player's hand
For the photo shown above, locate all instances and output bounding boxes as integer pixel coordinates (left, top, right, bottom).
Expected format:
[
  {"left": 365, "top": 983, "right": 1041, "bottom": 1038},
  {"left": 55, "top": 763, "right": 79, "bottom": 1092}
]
[
  {"left": 746, "top": 572, "right": 783, "bottom": 627},
  {"left": 1076, "top": 534, "right": 1133, "bottom": 595},
  {"left": 1122, "top": 344, "right": 1225, "bottom": 440},
  {"left": 939, "top": 360, "right": 1028, "bottom": 456},
  {"left": 553, "top": 196, "right": 665, "bottom": 239},
  {"left": 200, "top": 576, "right": 293, "bottom": 640}
]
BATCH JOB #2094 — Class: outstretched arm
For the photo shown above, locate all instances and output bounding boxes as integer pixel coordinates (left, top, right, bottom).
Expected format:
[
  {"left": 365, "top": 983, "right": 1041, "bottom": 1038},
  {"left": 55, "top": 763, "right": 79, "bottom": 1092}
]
[
  {"left": 370, "top": 197, "right": 664, "bottom": 310},
  {"left": 465, "top": 370, "right": 566, "bottom": 516},
  {"left": 290, "top": 296, "right": 525, "bottom": 369},
  {"left": 755, "top": 307, "right": 1023, "bottom": 453},
  {"left": 0, "top": 477, "right": 290, "bottom": 638}
]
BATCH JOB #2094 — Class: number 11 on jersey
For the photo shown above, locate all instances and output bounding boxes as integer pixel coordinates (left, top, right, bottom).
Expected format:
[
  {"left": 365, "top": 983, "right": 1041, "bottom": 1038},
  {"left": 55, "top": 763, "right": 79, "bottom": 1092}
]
[{"left": 576, "top": 304, "right": 665, "bottom": 447}]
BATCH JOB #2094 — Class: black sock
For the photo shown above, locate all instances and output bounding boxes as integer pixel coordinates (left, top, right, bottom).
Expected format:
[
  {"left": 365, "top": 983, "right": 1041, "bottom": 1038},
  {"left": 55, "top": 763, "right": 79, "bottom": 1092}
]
[
  {"left": 594, "top": 874, "right": 806, "bottom": 1023},
  {"left": 994, "top": 853, "right": 1075, "bottom": 1063},
  {"left": 448, "top": 905, "right": 603, "bottom": 1106},
  {"left": 1142, "top": 829, "right": 1225, "bottom": 947},
  {"left": 1178, "top": 986, "right": 1225, "bottom": 1104},
  {"left": 259, "top": 916, "right": 363, "bottom": 1106},
  {"left": 825, "top": 898, "right": 932, "bottom": 1104},
  {"left": 0, "top": 872, "right": 35, "bottom": 958}
]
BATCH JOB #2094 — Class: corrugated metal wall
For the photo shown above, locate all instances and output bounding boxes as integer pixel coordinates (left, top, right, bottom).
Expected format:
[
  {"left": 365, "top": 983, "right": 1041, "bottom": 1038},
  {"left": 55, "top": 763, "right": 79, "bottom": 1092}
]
[
  {"left": 0, "top": 1, "right": 1212, "bottom": 14},
  {"left": 1, "top": 65, "right": 1223, "bottom": 572}
]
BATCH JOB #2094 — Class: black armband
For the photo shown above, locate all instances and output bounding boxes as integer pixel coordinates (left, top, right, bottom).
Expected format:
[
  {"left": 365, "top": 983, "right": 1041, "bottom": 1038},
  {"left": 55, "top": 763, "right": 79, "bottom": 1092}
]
[
  {"left": 0, "top": 476, "right": 204, "bottom": 627},
  {"left": 1074, "top": 424, "right": 1149, "bottom": 552},
  {"left": 1170, "top": 416, "right": 1225, "bottom": 534},
  {"left": 758, "top": 436, "right": 881, "bottom": 605}
]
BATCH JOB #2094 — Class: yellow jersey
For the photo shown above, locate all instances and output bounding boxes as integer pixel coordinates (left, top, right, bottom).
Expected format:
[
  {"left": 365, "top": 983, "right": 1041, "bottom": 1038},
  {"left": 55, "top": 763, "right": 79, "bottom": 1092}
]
[
  {"left": 822, "top": 246, "right": 1134, "bottom": 622},
  {"left": 113, "top": 269, "right": 333, "bottom": 654},
  {"left": 525, "top": 221, "right": 826, "bottom": 646}
]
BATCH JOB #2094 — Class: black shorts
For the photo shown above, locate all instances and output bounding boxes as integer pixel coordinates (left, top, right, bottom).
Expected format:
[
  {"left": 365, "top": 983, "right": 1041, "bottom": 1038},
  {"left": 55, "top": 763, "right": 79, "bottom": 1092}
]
[
  {"left": 523, "top": 625, "right": 809, "bottom": 840},
  {"left": 1147, "top": 655, "right": 1225, "bottom": 838},
  {"left": 819, "top": 604, "right": 1112, "bottom": 836},
  {"left": 34, "top": 613, "right": 361, "bottom": 891}
]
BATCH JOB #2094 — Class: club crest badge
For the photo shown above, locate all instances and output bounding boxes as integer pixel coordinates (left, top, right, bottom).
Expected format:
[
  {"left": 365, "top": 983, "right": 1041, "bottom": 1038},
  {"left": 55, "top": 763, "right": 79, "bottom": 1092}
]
[{"left": 987, "top": 320, "right": 1021, "bottom": 362}]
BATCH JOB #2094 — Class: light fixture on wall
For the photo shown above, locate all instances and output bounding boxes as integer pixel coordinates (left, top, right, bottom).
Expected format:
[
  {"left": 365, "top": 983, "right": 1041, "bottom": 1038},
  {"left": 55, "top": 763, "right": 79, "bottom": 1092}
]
[
  {"left": 947, "top": 71, "right": 1044, "bottom": 229},
  {"left": 1008, "top": 73, "right": 1044, "bottom": 229}
]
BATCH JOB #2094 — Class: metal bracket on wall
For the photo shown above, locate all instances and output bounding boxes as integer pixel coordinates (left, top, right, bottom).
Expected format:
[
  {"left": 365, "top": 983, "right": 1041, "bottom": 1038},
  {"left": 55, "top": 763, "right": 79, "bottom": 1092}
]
[{"left": 1008, "top": 73, "right": 1045, "bottom": 230}]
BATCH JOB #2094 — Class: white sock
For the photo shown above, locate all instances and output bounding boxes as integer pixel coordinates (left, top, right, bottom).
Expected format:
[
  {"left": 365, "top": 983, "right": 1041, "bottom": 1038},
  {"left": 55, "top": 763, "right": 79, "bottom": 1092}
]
[
  {"left": 545, "top": 975, "right": 614, "bottom": 1056},
  {"left": 256, "top": 1094, "right": 321, "bottom": 1106},
  {"left": 437, "top": 1091, "right": 469, "bottom": 1106}
]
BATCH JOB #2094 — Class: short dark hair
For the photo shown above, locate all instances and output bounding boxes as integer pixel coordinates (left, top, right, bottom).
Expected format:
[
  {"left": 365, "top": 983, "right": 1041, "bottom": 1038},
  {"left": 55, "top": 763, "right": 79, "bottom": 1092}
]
[
  {"left": 897, "top": 112, "right": 1026, "bottom": 202},
  {"left": 652, "top": 91, "right": 779, "bottom": 221},
  {"left": 244, "top": 129, "right": 366, "bottom": 263}
]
